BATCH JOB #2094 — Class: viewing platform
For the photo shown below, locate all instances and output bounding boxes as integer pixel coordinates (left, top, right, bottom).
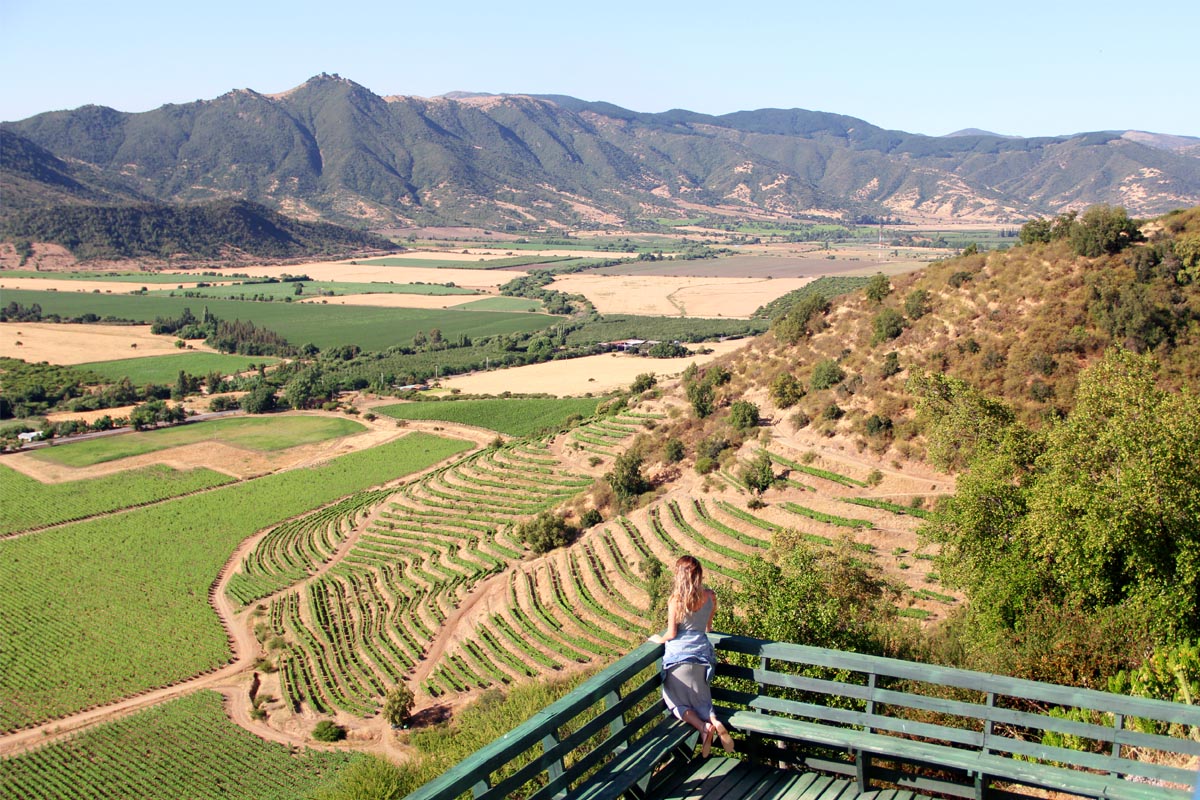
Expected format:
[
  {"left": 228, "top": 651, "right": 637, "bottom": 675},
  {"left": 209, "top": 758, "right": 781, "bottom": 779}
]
[{"left": 403, "top": 633, "right": 1200, "bottom": 800}]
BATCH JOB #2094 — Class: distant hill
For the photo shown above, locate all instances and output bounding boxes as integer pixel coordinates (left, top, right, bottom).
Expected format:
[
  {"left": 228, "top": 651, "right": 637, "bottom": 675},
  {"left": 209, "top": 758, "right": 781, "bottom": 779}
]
[
  {"left": 4, "top": 74, "right": 1199, "bottom": 228},
  {"left": 0, "top": 198, "right": 400, "bottom": 262},
  {"left": 942, "top": 128, "right": 1015, "bottom": 139}
]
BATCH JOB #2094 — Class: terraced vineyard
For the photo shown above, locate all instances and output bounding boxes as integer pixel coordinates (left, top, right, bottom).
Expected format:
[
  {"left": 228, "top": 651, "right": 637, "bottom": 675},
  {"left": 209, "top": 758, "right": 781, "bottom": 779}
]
[{"left": 239, "top": 441, "right": 600, "bottom": 716}]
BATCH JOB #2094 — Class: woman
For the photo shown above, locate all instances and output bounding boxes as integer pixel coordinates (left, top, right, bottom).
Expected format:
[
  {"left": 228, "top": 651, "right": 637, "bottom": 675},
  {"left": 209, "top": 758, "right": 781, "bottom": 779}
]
[{"left": 649, "top": 555, "right": 734, "bottom": 756}]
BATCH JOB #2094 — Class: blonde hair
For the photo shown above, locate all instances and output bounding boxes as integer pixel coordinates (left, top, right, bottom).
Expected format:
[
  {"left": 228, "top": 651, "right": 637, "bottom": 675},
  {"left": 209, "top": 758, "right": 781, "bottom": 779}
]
[{"left": 670, "top": 555, "right": 705, "bottom": 621}]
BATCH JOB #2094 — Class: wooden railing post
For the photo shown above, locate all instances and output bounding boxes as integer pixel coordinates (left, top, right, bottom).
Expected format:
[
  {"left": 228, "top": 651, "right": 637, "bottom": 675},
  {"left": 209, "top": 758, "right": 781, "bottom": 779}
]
[
  {"left": 605, "top": 689, "right": 627, "bottom": 752},
  {"left": 1111, "top": 713, "right": 1123, "bottom": 776},
  {"left": 856, "top": 671, "right": 876, "bottom": 790},
  {"left": 975, "top": 691, "right": 996, "bottom": 800}
]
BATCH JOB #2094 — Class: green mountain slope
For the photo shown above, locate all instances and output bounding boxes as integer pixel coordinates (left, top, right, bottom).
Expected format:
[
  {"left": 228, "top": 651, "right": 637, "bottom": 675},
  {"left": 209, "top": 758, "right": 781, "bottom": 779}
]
[{"left": 4, "top": 74, "right": 1199, "bottom": 228}]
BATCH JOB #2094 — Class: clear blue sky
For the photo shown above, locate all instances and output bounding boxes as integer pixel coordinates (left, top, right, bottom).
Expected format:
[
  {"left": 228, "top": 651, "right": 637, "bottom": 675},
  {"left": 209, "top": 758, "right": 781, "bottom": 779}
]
[{"left": 2, "top": 0, "right": 1197, "bottom": 138}]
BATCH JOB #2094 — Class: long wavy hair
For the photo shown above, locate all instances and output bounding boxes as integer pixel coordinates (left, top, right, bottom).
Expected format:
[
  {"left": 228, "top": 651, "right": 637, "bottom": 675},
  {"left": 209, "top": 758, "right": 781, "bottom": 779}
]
[{"left": 670, "top": 555, "right": 705, "bottom": 621}]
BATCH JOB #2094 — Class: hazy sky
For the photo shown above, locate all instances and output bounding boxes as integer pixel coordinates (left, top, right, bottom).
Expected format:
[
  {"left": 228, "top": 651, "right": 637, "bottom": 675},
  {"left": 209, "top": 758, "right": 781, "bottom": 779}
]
[{"left": 2, "top": 0, "right": 1197, "bottom": 138}]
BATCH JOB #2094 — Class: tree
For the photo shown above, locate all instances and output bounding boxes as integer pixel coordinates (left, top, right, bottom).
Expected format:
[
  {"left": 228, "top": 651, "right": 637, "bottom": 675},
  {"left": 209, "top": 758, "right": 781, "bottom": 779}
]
[
  {"left": 741, "top": 450, "right": 775, "bottom": 495},
  {"left": 904, "top": 289, "right": 931, "bottom": 321},
  {"left": 607, "top": 451, "right": 648, "bottom": 507},
  {"left": 728, "top": 400, "right": 760, "bottom": 431},
  {"left": 664, "top": 438, "right": 685, "bottom": 463},
  {"left": 769, "top": 372, "right": 804, "bottom": 408},
  {"left": 241, "top": 382, "right": 277, "bottom": 414},
  {"left": 685, "top": 377, "right": 715, "bottom": 418},
  {"left": 772, "top": 293, "right": 829, "bottom": 344},
  {"left": 871, "top": 307, "right": 905, "bottom": 344},
  {"left": 1020, "top": 218, "right": 1052, "bottom": 245},
  {"left": 517, "top": 511, "right": 578, "bottom": 554},
  {"left": 865, "top": 273, "right": 891, "bottom": 304},
  {"left": 810, "top": 359, "right": 845, "bottom": 391},
  {"left": 382, "top": 685, "right": 414, "bottom": 728},
  {"left": 631, "top": 373, "right": 657, "bottom": 393},
  {"left": 285, "top": 366, "right": 328, "bottom": 410},
  {"left": 312, "top": 720, "right": 346, "bottom": 742},
  {"left": 1069, "top": 205, "right": 1142, "bottom": 257}
]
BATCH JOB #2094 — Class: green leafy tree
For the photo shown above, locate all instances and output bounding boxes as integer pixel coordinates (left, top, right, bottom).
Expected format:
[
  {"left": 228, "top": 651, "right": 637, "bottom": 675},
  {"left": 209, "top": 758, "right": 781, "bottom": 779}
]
[
  {"left": 772, "top": 293, "right": 829, "bottom": 345},
  {"left": 607, "top": 451, "right": 649, "bottom": 507},
  {"left": 864, "top": 273, "right": 891, "bottom": 304},
  {"left": 728, "top": 400, "right": 760, "bottom": 431},
  {"left": 741, "top": 450, "right": 775, "bottom": 495},
  {"left": 1019, "top": 218, "right": 1053, "bottom": 245},
  {"left": 904, "top": 289, "right": 931, "bottom": 321},
  {"left": 517, "top": 511, "right": 578, "bottom": 554},
  {"left": 241, "top": 382, "right": 277, "bottom": 414},
  {"left": 809, "top": 359, "right": 845, "bottom": 391},
  {"left": 769, "top": 372, "right": 805, "bottom": 408},
  {"left": 1069, "top": 205, "right": 1142, "bottom": 257},
  {"left": 382, "top": 685, "right": 415, "bottom": 728},
  {"left": 871, "top": 307, "right": 905, "bottom": 344},
  {"left": 630, "top": 373, "right": 657, "bottom": 393},
  {"left": 312, "top": 720, "right": 346, "bottom": 742}
]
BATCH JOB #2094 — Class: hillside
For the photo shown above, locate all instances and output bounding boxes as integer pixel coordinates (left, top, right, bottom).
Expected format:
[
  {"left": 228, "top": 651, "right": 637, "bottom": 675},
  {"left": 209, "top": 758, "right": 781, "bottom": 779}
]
[
  {"left": 0, "top": 198, "right": 400, "bottom": 263},
  {"left": 3, "top": 74, "right": 1199, "bottom": 228}
]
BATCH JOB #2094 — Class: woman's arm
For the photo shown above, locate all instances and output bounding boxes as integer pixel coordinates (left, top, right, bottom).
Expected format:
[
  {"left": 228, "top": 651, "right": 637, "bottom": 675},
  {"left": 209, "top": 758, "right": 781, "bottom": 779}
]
[
  {"left": 648, "top": 597, "right": 679, "bottom": 643},
  {"left": 704, "top": 588, "right": 717, "bottom": 633}
]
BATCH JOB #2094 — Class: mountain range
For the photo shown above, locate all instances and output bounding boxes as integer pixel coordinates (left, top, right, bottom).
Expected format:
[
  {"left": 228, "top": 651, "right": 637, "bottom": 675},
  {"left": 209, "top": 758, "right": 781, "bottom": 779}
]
[{"left": 3, "top": 73, "right": 1199, "bottom": 229}]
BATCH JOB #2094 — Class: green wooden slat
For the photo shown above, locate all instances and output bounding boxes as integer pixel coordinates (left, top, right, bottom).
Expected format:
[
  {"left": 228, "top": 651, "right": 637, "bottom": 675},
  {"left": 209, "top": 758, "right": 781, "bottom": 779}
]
[{"left": 656, "top": 756, "right": 739, "bottom": 800}]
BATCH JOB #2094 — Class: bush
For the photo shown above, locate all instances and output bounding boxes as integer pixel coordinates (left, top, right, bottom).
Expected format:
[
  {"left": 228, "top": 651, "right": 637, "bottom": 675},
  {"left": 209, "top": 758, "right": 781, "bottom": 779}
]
[
  {"left": 880, "top": 352, "right": 901, "bottom": 379},
  {"left": 312, "top": 720, "right": 346, "bottom": 742},
  {"left": 697, "top": 435, "right": 731, "bottom": 460},
  {"left": 904, "top": 289, "right": 931, "bottom": 321},
  {"left": 864, "top": 414, "right": 892, "bottom": 437},
  {"left": 383, "top": 685, "right": 415, "bottom": 728},
  {"left": 810, "top": 359, "right": 845, "bottom": 391},
  {"left": 630, "top": 373, "right": 657, "bottom": 393},
  {"left": 822, "top": 404, "right": 844, "bottom": 421},
  {"left": 871, "top": 308, "right": 905, "bottom": 344},
  {"left": 518, "top": 512, "right": 578, "bottom": 554},
  {"left": 664, "top": 438, "right": 685, "bottom": 463},
  {"left": 865, "top": 273, "right": 891, "bottom": 304},
  {"left": 580, "top": 508, "right": 602, "bottom": 527},
  {"left": 1069, "top": 205, "right": 1142, "bottom": 257},
  {"left": 741, "top": 450, "right": 775, "bottom": 495},
  {"left": 789, "top": 411, "right": 811, "bottom": 430},
  {"left": 209, "top": 395, "right": 239, "bottom": 412},
  {"left": 694, "top": 455, "right": 717, "bottom": 475},
  {"left": 728, "top": 400, "right": 760, "bottom": 431},
  {"left": 769, "top": 372, "right": 805, "bottom": 408}
]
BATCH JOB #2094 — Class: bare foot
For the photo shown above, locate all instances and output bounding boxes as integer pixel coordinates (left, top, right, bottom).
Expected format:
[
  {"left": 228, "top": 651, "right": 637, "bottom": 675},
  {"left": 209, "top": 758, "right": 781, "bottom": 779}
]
[
  {"left": 712, "top": 721, "right": 734, "bottom": 753},
  {"left": 701, "top": 723, "right": 713, "bottom": 758}
]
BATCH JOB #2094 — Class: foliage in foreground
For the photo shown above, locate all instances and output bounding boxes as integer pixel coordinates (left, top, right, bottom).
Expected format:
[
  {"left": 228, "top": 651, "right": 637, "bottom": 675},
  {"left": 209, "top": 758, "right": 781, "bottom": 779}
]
[
  {"left": 0, "top": 433, "right": 472, "bottom": 732},
  {"left": 0, "top": 691, "right": 356, "bottom": 800},
  {"left": 916, "top": 349, "right": 1200, "bottom": 680}
]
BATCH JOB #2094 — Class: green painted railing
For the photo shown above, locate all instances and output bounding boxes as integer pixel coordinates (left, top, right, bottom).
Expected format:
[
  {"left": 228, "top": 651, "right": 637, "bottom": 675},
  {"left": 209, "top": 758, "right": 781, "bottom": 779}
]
[{"left": 404, "top": 634, "right": 1200, "bottom": 800}]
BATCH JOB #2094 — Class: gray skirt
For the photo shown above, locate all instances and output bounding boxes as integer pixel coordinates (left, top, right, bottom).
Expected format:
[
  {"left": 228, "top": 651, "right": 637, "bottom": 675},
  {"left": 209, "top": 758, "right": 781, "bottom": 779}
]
[{"left": 662, "top": 661, "right": 714, "bottom": 721}]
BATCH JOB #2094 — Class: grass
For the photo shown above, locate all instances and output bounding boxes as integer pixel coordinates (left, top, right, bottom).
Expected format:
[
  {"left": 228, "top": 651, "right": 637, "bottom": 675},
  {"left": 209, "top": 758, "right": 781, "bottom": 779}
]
[
  {"left": 375, "top": 397, "right": 603, "bottom": 438},
  {"left": 356, "top": 255, "right": 574, "bottom": 269},
  {"left": 77, "top": 352, "right": 278, "bottom": 384},
  {"left": 1, "top": 289, "right": 559, "bottom": 351},
  {"left": 450, "top": 296, "right": 545, "bottom": 312},
  {"left": 0, "top": 432, "right": 473, "bottom": 732},
  {"left": 0, "top": 690, "right": 358, "bottom": 799},
  {"left": 0, "top": 464, "right": 236, "bottom": 535},
  {"left": 150, "top": 281, "right": 477, "bottom": 300},
  {"left": 31, "top": 415, "right": 365, "bottom": 467}
]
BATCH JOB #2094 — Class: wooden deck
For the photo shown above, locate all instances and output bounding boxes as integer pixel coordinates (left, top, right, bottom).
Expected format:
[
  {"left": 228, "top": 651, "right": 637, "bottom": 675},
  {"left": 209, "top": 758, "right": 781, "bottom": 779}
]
[{"left": 658, "top": 757, "right": 923, "bottom": 800}]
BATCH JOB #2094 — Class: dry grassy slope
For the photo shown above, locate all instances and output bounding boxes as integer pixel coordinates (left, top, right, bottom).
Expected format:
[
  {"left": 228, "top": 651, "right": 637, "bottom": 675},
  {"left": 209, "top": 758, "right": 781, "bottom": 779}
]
[{"left": 732, "top": 207, "right": 1200, "bottom": 457}]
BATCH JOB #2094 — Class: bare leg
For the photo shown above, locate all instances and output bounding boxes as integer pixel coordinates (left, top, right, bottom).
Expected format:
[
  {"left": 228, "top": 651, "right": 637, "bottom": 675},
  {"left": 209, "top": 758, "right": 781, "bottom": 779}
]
[
  {"left": 708, "top": 714, "right": 734, "bottom": 753},
  {"left": 678, "top": 709, "right": 713, "bottom": 756}
]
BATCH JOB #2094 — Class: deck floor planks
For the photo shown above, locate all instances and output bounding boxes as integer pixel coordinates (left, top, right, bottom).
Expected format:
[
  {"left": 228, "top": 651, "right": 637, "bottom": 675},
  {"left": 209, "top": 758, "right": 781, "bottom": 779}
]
[{"left": 657, "top": 760, "right": 877, "bottom": 800}]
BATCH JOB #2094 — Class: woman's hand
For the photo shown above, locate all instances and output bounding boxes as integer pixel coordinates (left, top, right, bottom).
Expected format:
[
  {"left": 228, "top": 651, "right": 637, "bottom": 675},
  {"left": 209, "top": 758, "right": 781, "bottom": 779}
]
[{"left": 648, "top": 634, "right": 664, "bottom": 644}]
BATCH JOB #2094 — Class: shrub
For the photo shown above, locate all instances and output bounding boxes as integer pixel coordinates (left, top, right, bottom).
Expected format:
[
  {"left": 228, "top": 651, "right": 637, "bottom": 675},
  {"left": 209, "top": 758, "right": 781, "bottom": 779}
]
[
  {"left": 697, "top": 435, "right": 731, "bottom": 460},
  {"left": 947, "top": 271, "right": 973, "bottom": 288},
  {"left": 383, "top": 685, "right": 415, "bottom": 728},
  {"left": 518, "top": 512, "right": 578, "bottom": 554},
  {"left": 772, "top": 293, "right": 829, "bottom": 344},
  {"left": 587, "top": 455, "right": 603, "bottom": 467},
  {"left": 810, "top": 359, "right": 845, "bottom": 391},
  {"left": 822, "top": 404, "right": 844, "bottom": 421},
  {"left": 1069, "top": 204, "right": 1142, "bottom": 257},
  {"left": 880, "top": 352, "right": 901, "bottom": 379},
  {"left": 789, "top": 411, "right": 811, "bottom": 431},
  {"left": 312, "top": 720, "right": 346, "bottom": 742},
  {"left": 728, "top": 400, "right": 760, "bottom": 431},
  {"left": 741, "top": 450, "right": 775, "bottom": 495},
  {"left": 769, "top": 372, "right": 805, "bottom": 408},
  {"left": 904, "top": 289, "right": 931, "bottom": 321},
  {"left": 630, "top": 373, "right": 657, "bottom": 393},
  {"left": 864, "top": 414, "right": 892, "bottom": 437},
  {"left": 865, "top": 273, "right": 891, "bottom": 304},
  {"left": 606, "top": 451, "right": 648, "bottom": 507},
  {"left": 866, "top": 469, "right": 884, "bottom": 487},
  {"left": 695, "top": 456, "right": 717, "bottom": 475},
  {"left": 209, "top": 395, "right": 239, "bottom": 412},
  {"left": 664, "top": 438, "right": 685, "bottom": 463},
  {"left": 871, "top": 308, "right": 905, "bottom": 344},
  {"left": 580, "top": 508, "right": 603, "bottom": 527}
]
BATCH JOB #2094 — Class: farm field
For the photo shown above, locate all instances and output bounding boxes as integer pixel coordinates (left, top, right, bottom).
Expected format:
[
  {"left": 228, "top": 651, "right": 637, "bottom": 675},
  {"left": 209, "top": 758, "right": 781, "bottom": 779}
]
[
  {"left": 1, "top": 289, "right": 559, "bottom": 351},
  {"left": 0, "top": 322, "right": 214, "bottom": 364},
  {"left": 78, "top": 352, "right": 278, "bottom": 385},
  {"left": 357, "top": 254, "right": 577, "bottom": 269},
  {"left": 30, "top": 415, "right": 366, "bottom": 467},
  {"left": 148, "top": 280, "right": 478, "bottom": 300},
  {"left": 0, "top": 463, "right": 236, "bottom": 535},
  {"left": 450, "top": 296, "right": 545, "bottom": 312},
  {"left": 374, "top": 397, "right": 603, "bottom": 437},
  {"left": 181, "top": 261, "right": 531, "bottom": 291},
  {"left": 0, "top": 277, "right": 214, "bottom": 293},
  {"left": 0, "top": 691, "right": 356, "bottom": 800},
  {"left": 437, "top": 340, "right": 747, "bottom": 396},
  {"left": 0, "top": 270, "right": 219, "bottom": 284},
  {"left": 0, "top": 432, "right": 472, "bottom": 732},
  {"left": 548, "top": 273, "right": 816, "bottom": 317}
]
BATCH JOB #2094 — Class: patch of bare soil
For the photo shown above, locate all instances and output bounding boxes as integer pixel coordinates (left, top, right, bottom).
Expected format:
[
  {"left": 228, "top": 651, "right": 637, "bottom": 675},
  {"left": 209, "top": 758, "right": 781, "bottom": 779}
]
[{"left": 0, "top": 322, "right": 219, "bottom": 364}]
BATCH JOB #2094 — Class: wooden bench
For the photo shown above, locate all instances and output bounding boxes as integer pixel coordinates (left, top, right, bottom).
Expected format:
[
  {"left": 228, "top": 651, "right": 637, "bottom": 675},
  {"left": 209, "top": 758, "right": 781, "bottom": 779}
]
[{"left": 709, "top": 633, "right": 1200, "bottom": 800}]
